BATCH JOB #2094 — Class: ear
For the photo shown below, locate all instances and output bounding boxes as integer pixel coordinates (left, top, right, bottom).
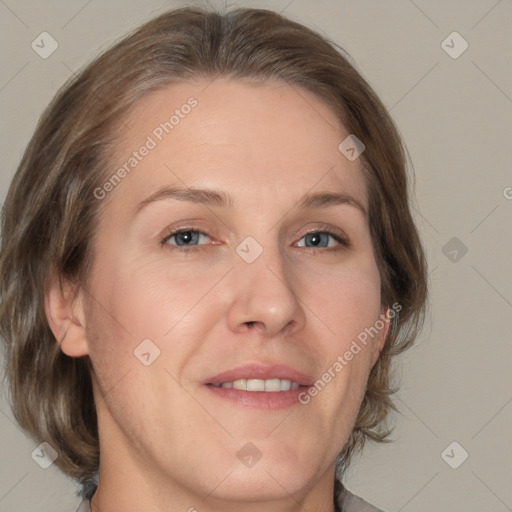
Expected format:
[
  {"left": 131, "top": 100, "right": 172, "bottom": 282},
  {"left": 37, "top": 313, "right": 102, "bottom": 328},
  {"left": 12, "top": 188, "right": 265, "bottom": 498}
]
[
  {"left": 370, "top": 306, "right": 391, "bottom": 368},
  {"left": 44, "top": 272, "right": 90, "bottom": 357}
]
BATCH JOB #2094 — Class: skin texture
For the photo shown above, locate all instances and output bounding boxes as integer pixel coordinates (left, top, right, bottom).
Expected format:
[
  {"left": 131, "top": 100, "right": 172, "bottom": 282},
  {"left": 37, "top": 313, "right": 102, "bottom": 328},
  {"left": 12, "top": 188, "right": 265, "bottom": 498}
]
[{"left": 45, "top": 78, "right": 389, "bottom": 512}]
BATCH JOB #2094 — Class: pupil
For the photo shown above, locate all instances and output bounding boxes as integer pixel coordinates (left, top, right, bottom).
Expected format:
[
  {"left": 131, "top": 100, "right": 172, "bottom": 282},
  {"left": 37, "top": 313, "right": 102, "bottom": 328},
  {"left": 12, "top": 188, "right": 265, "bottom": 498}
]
[
  {"left": 307, "top": 233, "right": 325, "bottom": 247},
  {"left": 177, "top": 231, "right": 197, "bottom": 246}
]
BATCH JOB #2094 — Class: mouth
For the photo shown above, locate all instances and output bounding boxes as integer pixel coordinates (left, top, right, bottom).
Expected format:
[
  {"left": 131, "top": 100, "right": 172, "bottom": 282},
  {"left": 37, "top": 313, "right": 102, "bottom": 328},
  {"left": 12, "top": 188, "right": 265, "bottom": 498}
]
[
  {"left": 210, "top": 378, "right": 301, "bottom": 392},
  {"left": 202, "top": 363, "right": 314, "bottom": 410}
]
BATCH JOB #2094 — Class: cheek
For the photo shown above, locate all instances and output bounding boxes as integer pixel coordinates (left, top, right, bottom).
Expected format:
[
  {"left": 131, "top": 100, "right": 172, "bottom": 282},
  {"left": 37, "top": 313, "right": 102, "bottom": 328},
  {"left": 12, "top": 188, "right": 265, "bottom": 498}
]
[
  {"left": 111, "top": 251, "right": 223, "bottom": 326},
  {"left": 302, "top": 257, "right": 382, "bottom": 346},
  {"left": 85, "top": 232, "right": 382, "bottom": 378},
  {"left": 83, "top": 253, "right": 223, "bottom": 385},
  {"left": 299, "top": 258, "right": 383, "bottom": 409},
  {"left": 87, "top": 244, "right": 382, "bottom": 350}
]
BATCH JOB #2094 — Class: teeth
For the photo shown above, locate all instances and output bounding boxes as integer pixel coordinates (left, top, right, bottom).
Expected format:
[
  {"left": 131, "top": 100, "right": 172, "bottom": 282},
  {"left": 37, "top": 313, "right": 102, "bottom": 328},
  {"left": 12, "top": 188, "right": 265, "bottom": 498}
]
[
  {"left": 247, "top": 379, "right": 265, "bottom": 391},
  {"left": 232, "top": 379, "right": 246, "bottom": 390},
  {"left": 266, "top": 379, "right": 281, "bottom": 391},
  {"left": 217, "top": 378, "right": 301, "bottom": 392},
  {"left": 279, "top": 379, "right": 291, "bottom": 391}
]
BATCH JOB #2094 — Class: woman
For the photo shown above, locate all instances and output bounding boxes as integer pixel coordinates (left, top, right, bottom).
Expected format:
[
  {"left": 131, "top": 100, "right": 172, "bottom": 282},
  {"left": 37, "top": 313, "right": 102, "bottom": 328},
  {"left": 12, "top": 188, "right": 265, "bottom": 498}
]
[{"left": 0, "top": 6, "right": 427, "bottom": 512}]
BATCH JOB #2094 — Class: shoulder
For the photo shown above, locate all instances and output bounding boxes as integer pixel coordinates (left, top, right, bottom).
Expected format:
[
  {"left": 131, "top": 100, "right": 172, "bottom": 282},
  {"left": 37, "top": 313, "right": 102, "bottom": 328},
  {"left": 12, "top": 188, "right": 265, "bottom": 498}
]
[{"left": 336, "top": 482, "right": 387, "bottom": 512}]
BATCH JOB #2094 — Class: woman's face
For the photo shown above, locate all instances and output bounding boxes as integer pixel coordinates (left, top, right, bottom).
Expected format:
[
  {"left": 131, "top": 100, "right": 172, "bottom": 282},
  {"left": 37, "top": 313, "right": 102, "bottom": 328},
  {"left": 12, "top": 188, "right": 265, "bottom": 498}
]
[{"left": 70, "top": 78, "right": 389, "bottom": 506}]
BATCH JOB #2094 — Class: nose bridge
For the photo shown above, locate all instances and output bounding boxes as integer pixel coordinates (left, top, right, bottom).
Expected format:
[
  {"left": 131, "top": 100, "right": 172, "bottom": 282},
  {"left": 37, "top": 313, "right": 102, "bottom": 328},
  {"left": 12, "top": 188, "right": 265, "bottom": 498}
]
[{"left": 227, "top": 236, "right": 306, "bottom": 336}]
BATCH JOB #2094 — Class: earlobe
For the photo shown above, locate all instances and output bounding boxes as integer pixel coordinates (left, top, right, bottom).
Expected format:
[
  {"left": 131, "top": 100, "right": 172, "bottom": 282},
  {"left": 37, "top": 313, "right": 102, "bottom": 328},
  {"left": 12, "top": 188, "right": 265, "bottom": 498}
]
[{"left": 44, "top": 273, "right": 90, "bottom": 357}]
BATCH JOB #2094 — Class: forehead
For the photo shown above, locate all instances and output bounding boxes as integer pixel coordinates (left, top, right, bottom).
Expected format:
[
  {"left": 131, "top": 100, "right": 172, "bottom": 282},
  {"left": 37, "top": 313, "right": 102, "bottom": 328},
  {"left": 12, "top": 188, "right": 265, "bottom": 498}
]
[{"left": 104, "top": 77, "right": 367, "bottom": 216}]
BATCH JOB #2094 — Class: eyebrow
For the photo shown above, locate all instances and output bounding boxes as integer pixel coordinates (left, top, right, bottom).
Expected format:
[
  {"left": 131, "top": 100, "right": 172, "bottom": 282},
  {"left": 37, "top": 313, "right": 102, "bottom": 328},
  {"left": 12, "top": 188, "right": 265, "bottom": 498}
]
[{"left": 132, "top": 186, "right": 367, "bottom": 218}]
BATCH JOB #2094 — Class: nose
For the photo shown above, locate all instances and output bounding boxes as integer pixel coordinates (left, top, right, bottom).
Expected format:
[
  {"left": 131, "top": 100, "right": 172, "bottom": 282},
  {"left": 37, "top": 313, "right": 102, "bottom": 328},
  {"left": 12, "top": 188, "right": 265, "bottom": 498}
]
[{"left": 226, "top": 245, "right": 307, "bottom": 339}]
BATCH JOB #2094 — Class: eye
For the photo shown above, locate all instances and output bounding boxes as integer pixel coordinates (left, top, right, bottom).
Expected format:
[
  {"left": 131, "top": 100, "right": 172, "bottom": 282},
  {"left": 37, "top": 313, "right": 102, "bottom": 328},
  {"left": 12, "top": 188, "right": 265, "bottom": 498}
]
[
  {"left": 295, "top": 231, "right": 348, "bottom": 251},
  {"left": 160, "top": 227, "right": 349, "bottom": 253},
  {"left": 161, "top": 228, "right": 212, "bottom": 252}
]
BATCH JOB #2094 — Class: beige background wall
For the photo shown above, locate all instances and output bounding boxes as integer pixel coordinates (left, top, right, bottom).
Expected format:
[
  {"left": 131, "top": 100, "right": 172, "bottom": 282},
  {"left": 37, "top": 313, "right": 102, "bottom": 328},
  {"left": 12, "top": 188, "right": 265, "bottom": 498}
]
[{"left": 1, "top": 1, "right": 511, "bottom": 511}]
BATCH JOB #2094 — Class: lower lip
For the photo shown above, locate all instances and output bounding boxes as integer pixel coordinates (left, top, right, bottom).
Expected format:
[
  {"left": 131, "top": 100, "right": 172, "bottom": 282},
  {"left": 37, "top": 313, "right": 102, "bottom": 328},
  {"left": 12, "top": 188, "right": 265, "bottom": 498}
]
[{"left": 204, "top": 384, "right": 310, "bottom": 410}]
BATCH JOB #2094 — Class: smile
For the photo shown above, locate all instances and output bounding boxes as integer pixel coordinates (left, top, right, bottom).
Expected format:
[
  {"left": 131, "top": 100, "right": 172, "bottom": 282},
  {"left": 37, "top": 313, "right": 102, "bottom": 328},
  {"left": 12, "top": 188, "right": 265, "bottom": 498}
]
[{"left": 212, "top": 378, "right": 301, "bottom": 392}]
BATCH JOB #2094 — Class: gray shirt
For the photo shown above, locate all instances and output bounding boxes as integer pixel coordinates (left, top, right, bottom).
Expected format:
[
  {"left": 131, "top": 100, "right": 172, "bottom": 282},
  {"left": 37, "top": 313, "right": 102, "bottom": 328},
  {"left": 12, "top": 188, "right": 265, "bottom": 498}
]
[
  {"left": 337, "top": 485, "right": 386, "bottom": 511},
  {"left": 75, "top": 481, "right": 386, "bottom": 511}
]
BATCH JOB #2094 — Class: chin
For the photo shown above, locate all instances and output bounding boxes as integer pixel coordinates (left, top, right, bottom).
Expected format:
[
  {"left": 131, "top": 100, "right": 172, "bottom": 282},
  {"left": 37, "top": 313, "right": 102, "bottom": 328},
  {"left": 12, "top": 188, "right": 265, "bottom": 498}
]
[
  {"left": 202, "top": 442, "right": 319, "bottom": 502},
  {"left": 211, "top": 466, "right": 309, "bottom": 503}
]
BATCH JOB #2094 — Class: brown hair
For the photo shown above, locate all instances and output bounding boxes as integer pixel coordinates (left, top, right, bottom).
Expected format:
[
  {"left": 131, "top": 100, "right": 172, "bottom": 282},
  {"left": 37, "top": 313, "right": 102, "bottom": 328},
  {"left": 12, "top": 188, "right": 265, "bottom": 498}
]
[{"left": 0, "top": 5, "right": 428, "bottom": 485}]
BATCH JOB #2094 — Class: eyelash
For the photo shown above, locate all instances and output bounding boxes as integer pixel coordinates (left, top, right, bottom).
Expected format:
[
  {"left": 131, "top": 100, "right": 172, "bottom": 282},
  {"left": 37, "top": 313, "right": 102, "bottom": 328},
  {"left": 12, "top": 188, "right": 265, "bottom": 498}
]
[{"left": 160, "top": 226, "right": 350, "bottom": 254}]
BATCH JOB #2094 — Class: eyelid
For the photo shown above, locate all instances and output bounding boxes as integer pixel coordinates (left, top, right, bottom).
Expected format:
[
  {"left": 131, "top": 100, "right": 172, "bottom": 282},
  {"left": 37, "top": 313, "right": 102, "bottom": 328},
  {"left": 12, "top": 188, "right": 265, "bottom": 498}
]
[
  {"left": 292, "top": 223, "right": 350, "bottom": 246},
  {"left": 160, "top": 222, "right": 350, "bottom": 252},
  {"left": 160, "top": 225, "right": 215, "bottom": 248}
]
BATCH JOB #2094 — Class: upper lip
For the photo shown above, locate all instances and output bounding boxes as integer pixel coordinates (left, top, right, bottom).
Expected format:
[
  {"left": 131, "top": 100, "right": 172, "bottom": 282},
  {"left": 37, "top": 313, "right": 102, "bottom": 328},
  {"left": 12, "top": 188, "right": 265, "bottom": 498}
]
[{"left": 202, "top": 363, "right": 315, "bottom": 387}]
